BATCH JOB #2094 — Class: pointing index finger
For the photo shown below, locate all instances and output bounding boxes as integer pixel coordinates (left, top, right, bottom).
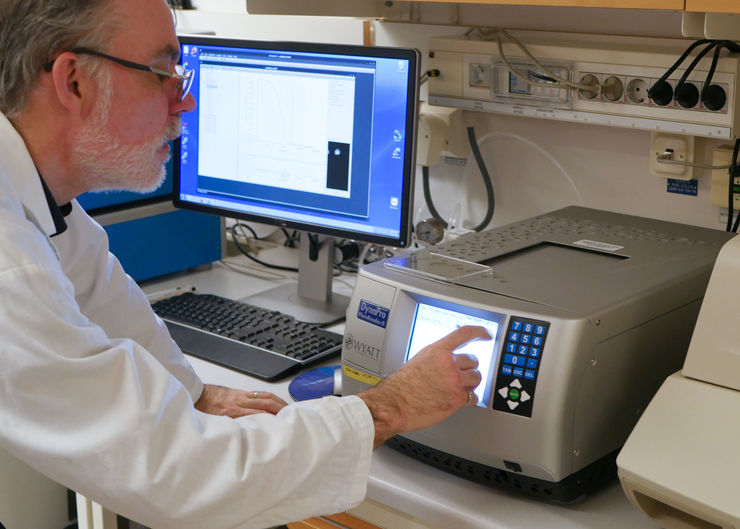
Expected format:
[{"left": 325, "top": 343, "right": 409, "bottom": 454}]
[{"left": 434, "top": 325, "right": 492, "bottom": 352}]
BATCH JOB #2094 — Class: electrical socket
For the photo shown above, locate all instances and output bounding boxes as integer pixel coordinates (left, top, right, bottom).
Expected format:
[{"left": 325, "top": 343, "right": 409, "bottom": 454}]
[
  {"left": 649, "top": 132, "right": 694, "bottom": 180},
  {"left": 709, "top": 144, "right": 740, "bottom": 208}
]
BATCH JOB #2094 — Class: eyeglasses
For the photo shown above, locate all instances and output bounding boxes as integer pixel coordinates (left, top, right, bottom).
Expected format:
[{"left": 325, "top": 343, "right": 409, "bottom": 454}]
[{"left": 46, "top": 47, "right": 194, "bottom": 102}]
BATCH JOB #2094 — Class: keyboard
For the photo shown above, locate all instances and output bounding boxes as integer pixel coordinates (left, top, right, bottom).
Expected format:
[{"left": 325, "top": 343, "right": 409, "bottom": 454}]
[{"left": 151, "top": 292, "right": 343, "bottom": 381}]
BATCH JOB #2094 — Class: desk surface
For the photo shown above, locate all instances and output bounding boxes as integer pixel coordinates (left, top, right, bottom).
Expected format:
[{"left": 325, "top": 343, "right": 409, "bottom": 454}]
[{"left": 143, "top": 255, "right": 660, "bottom": 529}]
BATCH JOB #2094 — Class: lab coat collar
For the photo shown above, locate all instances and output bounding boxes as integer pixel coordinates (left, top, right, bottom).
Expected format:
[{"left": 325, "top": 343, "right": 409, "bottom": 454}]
[
  {"left": 38, "top": 175, "right": 71, "bottom": 237},
  {"left": 0, "top": 111, "right": 64, "bottom": 238}
]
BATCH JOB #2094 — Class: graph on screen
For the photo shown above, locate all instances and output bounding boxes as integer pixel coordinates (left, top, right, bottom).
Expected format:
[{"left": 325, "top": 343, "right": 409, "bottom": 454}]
[{"left": 199, "top": 65, "right": 356, "bottom": 199}]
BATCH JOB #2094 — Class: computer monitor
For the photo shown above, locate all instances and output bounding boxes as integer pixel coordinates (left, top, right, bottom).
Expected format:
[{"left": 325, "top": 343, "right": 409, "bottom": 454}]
[{"left": 174, "top": 35, "right": 419, "bottom": 323}]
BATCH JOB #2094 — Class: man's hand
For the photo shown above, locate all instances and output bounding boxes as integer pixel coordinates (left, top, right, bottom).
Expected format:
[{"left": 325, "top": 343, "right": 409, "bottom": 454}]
[
  {"left": 195, "top": 384, "right": 288, "bottom": 418},
  {"left": 358, "top": 325, "right": 489, "bottom": 448}
]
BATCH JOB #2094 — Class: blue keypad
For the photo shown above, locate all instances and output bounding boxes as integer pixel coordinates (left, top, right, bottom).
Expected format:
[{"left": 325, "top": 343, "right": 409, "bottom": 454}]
[{"left": 494, "top": 316, "right": 550, "bottom": 418}]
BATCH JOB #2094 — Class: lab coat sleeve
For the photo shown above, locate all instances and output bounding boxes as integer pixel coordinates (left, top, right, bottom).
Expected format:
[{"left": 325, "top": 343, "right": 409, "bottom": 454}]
[
  {"left": 0, "top": 221, "right": 374, "bottom": 529},
  {"left": 52, "top": 201, "right": 204, "bottom": 401}
]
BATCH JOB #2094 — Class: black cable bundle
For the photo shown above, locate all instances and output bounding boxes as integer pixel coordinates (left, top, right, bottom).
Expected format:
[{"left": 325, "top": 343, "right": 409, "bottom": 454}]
[
  {"left": 230, "top": 223, "right": 298, "bottom": 272},
  {"left": 727, "top": 138, "right": 740, "bottom": 233},
  {"left": 422, "top": 126, "right": 495, "bottom": 232},
  {"left": 649, "top": 39, "right": 740, "bottom": 110}
]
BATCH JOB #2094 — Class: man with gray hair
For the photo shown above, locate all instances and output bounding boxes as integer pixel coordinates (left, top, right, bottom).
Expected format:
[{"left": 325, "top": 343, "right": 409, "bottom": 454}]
[{"left": 0, "top": 0, "right": 487, "bottom": 527}]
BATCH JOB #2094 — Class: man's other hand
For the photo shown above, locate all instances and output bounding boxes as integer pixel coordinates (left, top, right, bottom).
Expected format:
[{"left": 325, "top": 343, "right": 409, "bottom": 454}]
[{"left": 195, "top": 384, "right": 288, "bottom": 418}]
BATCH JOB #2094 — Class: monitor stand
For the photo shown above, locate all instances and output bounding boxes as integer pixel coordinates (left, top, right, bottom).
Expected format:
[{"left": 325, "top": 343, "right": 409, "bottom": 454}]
[{"left": 243, "top": 232, "right": 350, "bottom": 325}]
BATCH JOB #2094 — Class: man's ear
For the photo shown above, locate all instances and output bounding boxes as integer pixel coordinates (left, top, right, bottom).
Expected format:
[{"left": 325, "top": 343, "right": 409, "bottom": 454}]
[{"left": 49, "top": 52, "right": 96, "bottom": 116}]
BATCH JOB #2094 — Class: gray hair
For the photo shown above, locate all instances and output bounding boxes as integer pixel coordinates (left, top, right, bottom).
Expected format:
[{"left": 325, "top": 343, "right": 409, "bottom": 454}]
[{"left": 0, "top": 0, "right": 117, "bottom": 119}]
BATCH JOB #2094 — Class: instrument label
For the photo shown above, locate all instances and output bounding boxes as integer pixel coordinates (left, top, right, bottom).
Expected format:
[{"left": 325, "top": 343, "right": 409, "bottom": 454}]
[
  {"left": 573, "top": 239, "right": 623, "bottom": 252},
  {"left": 357, "top": 299, "right": 390, "bottom": 328},
  {"left": 343, "top": 365, "right": 382, "bottom": 387}
]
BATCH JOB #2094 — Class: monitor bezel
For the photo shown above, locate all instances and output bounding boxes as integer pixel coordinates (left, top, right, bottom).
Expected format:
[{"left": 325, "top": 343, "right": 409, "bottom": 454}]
[{"left": 173, "top": 34, "right": 419, "bottom": 248}]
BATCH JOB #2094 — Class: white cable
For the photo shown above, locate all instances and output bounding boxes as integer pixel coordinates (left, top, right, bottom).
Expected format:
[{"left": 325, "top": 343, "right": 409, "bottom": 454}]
[
  {"left": 445, "top": 168, "right": 476, "bottom": 238},
  {"left": 498, "top": 30, "right": 595, "bottom": 91},
  {"left": 332, "top": 275, "right": 356, "bottom": 293},
  {"left": 357, "top": 243, "right": 373, "bottom": 268},
  {"left": 655, "top": 153, "right": 731, "bottom": 170},
  {"left": 476, "top": 131, "right": 585, "bottom": 205},
  {"left": 467, "top": 27, "right": 599, "bottom": 94},
  {"left": 218, "top": 258, "right": 296, "bottom": 281},
  {"left": 146, "top": 285, "right": 195, "bottom": 303}
]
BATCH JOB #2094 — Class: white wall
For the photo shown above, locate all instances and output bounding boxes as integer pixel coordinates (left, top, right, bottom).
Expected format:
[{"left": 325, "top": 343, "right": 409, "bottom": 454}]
[
  {"left": 177, "top": 3, "right": 731, "bottom": 233},
  {"left": 176, "top": 8, "right": 365, "bottom": 43}
]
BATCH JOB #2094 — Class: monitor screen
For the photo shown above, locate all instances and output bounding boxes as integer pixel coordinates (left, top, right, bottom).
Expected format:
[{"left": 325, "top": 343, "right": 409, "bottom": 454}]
[{"left": 174, "top": 35, "right": 419, "bottom": 248}]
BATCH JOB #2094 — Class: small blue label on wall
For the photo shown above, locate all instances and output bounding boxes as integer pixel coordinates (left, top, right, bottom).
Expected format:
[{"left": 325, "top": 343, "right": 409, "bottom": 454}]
[
  {"left": 667, "top": 178, "right": 698, "bottom": 196},
  {"left": 357, "top": 300, "right": 390, "bottom": 328}
]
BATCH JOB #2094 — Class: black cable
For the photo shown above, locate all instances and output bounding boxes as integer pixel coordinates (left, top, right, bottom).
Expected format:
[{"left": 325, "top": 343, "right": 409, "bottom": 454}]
[
  {"left": 422, "top": 164, "right": 448, "bottom": 228},
  {"left": 726, "top": 139, "right": 740, "bottom": 232},
  {"left": 307, "top": 233, "right": 322, "bottom": 261},
  {"left": 420, "top": 69, "right": 440, "bottom": 85},
  {"left": 232, "top": 224, "right": 351, "bottom": 275},
  {"left": 648, "top": 39, "right": 711, "bottom": 99},
  {"left": 230, "top": 223, "right": 298, "bottom": 272},
  {"left": 167, "top": 0, "right": 195, "bottom": 8},
  {"left": 676, "top": 40, "right": 740, "bottom": 98},
  {"left": 281, "top": 228, "right": 299, "bottom": 247},
  {"left": 421, "top": 127, "right": 495, "bottom": 232},
  {"left": 701, "top": 42, "right": 726, "bottom": 102},
  {"left": 673, "top": 40, "right": 725, "bottom": 98},
  {"left": 233, "top": 221, "right": 259, "bottom": 239},
  {"left": 729, "top": 140, "right": 740, "bottom": 233},
  {"left": 701, "top": 41, "right": 740, "bottom": 103},
  {"left": 467, "top": 126, "right": 495, "bottom": 231}
]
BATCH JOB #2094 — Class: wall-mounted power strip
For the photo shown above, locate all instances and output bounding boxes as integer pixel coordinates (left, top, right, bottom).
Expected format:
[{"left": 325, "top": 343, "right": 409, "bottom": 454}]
[{"left": 427, "top": 31, "right": 740, "bottom": 139}]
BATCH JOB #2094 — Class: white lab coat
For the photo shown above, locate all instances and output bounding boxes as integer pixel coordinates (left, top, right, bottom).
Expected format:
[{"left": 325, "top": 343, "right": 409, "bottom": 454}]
[{"left": 0, "top": 112, "right": 373, "bottom": 529}]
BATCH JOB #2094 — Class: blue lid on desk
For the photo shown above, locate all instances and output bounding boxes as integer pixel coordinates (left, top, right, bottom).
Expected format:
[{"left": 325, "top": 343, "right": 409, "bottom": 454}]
[{"left": 289, "top": 366, "right": 341, "bottom": 401}]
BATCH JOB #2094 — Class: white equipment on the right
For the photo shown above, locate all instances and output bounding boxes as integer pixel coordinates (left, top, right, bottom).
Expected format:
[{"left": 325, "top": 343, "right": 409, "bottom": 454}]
[{"left": 618, "top": 234, "right": 740, "bottom": 529}]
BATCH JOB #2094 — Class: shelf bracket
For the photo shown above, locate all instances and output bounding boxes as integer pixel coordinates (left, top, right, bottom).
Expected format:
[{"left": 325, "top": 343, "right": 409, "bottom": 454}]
[{"left": 682, "top": 11, "right": 740, "bottom": 40}]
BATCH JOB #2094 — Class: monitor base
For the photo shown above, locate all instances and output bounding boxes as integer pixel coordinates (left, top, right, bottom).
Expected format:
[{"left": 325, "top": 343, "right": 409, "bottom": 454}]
[{"left": 243, "top": 283, "right": 349, "bottom": 325}]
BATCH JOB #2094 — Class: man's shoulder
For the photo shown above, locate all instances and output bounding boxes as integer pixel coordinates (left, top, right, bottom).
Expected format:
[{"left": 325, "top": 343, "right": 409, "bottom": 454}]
[{"left": 0, "top": 202, "right": 60, "bottom": 277}]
